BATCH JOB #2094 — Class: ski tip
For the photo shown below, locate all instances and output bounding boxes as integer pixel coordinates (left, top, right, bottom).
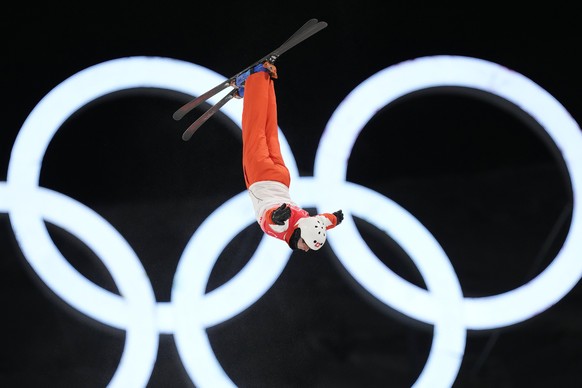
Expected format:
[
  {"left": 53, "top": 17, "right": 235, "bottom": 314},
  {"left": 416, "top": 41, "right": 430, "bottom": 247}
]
[
  {"left": 182, "top": 131, "right": 192, "bottom": 141},
  {"left": 314, "top": 20, "right": 328, "bottom": 30},
  {"left": 173, "top": 111, "right": 185, "bottom": 121}
]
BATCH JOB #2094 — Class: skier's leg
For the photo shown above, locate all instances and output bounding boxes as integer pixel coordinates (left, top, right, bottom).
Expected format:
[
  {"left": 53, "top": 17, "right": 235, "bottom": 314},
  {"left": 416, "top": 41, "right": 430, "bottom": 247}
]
[
  {"left": 264, "top": 74, "right": 287, "bottom": 173},
  {"left": 242, "top": 70, "right": 290, "bottom": 188}
]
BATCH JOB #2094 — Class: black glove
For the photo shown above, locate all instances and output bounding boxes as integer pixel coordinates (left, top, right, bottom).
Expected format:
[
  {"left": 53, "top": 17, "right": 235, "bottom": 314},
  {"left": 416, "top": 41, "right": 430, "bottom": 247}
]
[
  {"left": 333, "top": 210, "right": 344, "bottom": 225},
  {"left": 271, "top": 204, "right": 291, "bottom": 225}
]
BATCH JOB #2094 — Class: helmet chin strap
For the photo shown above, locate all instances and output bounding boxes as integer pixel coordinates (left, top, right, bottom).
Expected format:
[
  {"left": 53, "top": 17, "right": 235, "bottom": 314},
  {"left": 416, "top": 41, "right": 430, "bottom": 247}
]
[{"left": 288, "top": 228, "right": 302, "bottom": 250}]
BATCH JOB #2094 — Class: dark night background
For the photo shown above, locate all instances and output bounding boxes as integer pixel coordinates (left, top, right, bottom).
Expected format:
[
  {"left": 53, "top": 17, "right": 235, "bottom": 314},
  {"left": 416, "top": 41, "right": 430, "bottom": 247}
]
[{"left": 1, "top": 2, "right": 581, "bottom": 387}]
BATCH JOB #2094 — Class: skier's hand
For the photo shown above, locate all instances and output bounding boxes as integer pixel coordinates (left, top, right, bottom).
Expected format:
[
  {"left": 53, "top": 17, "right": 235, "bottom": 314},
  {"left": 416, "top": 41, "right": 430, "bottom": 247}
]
[
  {"left": 272, "top": 204, "right": 291, "bottom": 225},
  {"left": 333, "top": 210, "right": 344, "bottom": 225}
]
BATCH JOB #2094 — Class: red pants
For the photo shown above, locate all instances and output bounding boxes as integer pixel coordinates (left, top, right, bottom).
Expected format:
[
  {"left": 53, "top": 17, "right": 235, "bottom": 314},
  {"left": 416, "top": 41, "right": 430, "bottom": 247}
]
[{"left": 242, "top": 72, "right": 291, "bottom": 189}]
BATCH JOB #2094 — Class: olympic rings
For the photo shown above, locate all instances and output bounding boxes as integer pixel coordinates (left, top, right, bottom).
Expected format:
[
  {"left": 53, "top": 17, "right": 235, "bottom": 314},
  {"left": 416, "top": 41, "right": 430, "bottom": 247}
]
[{"left": 0, "top": 55, "right": 580, "bottom": 388}]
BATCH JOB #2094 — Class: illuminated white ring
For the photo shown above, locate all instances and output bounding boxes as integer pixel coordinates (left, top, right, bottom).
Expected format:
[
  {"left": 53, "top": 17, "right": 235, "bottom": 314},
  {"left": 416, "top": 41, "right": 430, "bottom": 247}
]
[
  {"left": 3, "top": 57, "right": 301, "bottom": 387},
  {"left": 172, "top": 174, "right": 465, "bottom": 388},
  {"left": 301, "top": 178, "right": 465, "bottom": 388},
  {"left": 173, "top": 191, "right": 292, "bottom": 387},
  {"left": 315, "top": 55, "right": 582, "bottom": 330},
  {"left": 0, "top": 184, "right": 158, "bottom": 387}
]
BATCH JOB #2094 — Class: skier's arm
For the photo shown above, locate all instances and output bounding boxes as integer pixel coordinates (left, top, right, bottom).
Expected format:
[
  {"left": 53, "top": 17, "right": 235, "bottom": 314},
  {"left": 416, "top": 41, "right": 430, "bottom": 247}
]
[
  {"left": 264, "top": 203, "right": 292, "bottom": 233},
  {"left": 319, "top": 210, "right": 343, "bottom": 230}
]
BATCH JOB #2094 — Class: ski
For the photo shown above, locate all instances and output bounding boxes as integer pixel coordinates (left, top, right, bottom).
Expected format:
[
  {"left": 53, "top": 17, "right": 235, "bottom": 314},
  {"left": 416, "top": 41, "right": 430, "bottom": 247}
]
[
  {"left": 174, "top": 18, "right": 328, "bottom": 141},
  {"left": 173, "top": 18, "right": 324, "bottom": 122}
]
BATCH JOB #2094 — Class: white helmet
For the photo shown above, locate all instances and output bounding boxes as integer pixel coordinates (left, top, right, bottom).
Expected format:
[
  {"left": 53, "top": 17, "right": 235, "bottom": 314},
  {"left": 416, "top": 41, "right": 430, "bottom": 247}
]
[{"left": 295, "top": 216, "right": 327, "bottom": 250}]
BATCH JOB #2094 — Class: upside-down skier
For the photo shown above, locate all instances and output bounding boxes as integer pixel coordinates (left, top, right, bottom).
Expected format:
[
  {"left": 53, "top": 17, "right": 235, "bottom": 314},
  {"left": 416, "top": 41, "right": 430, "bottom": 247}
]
[
  {"left": 234, "top": 60, "right": 343, "bottom": 252},
  {"left": 173, "top": 19, "right": 339, "bottom": 251}
]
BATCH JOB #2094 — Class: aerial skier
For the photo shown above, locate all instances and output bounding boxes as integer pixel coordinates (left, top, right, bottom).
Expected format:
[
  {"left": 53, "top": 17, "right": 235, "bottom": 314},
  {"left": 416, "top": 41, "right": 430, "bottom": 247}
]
[
  {"left": 235, "top": 61, "right": 343, "bottom": 252},
  {"left": 173, "top": 19, "right": 341, "bottom": 251}
]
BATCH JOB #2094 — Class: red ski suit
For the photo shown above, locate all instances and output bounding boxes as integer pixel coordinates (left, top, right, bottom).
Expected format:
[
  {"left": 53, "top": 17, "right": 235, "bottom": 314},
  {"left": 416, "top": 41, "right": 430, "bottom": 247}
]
[{"left": 242, "top": 71, "right": 339, "bottom": 246}]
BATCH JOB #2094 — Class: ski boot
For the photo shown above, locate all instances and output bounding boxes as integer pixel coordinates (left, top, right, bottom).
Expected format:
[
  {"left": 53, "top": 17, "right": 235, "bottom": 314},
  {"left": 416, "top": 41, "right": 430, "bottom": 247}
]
[{"left": 231, "top": 60, "right": 278, "bottom": 98}]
